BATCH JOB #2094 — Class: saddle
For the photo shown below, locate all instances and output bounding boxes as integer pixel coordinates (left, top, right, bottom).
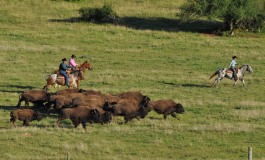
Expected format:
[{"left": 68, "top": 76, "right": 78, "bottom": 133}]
[
  {"left": 53, "top": 70, "right": 70, "bottom": 79},
  {"left": 227, "top": 68, "right": 240, "bottom": 74}
]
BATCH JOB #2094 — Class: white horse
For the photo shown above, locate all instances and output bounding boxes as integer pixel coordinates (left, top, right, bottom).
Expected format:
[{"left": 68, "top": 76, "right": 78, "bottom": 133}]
[{"left": 209, "top": 64, "right": 253, "bottom": 88}]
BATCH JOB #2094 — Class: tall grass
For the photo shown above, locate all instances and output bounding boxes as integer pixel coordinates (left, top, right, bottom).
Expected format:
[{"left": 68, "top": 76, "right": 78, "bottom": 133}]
[{"left": 0, "top": 0, "right": 265, "bottom": 159}]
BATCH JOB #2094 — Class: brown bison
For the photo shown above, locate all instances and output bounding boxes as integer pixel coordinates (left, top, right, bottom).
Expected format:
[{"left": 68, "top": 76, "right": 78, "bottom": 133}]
[
  {"left": 49, "top": 92, "right": 106, "bottom": 109},
  {"left": 48, "top": 93, "right": 86, "bottom": 109},
  {"left": 103, "top": 95, "right": 150, "bottom": 123},
  {"left": 92, "top": 107, "right": 112, "bottom": 124},
  {"left": 54, "top": 89, "right": 101, "bottom": 96},
  {"left": 10, "top": 109, "right": 42, "bottom": 127},
  {"left": 116, "top": 91, "right": 145, "bottom": 102},
  {"left": 56, "top": 106, "right": 101, "bottom": 130},
  {"left": 71, "top": 95, "right": 106, "bottom": 108},
  {"left": 17, "top": 90, "right": 50, "bottom": 108},
  {"left": 54, "top": 89, "right": 86, "bottom": 95},
  {"left": 149, "top": 99, "right": 184, "bottom": 119}
]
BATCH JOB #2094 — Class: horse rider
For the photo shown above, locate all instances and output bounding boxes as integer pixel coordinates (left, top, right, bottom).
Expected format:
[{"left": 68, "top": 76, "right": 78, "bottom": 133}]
[
  {"left": 229, "top": 56, "right": 238, "bottom": 81},
  {"left": 69, "top": 54, "right": 79, "bottom": 70},
  {"left": 59, "top": 58, "right": 71, "bottom": 87}
]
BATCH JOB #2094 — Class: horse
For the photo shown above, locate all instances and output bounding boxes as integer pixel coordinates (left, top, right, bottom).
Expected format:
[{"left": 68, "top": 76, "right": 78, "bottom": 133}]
[
  {"left": 42, "top": 70, "right": 84, "bottom": 91},
  {"left": 43, "top": 61, "right": 92, "bottom": 91},
  {"left": 209, "top": 64, "right": 253, "bottom": 88},
  {"left": 76, "top": 60, "right": 92, "bottom": 88}
]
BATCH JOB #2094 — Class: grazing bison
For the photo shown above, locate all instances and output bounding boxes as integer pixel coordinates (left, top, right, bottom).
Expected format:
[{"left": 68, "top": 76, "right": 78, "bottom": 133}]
[
  {"left": 17, "top": 90, "right": 50, "bottom": 108},
  {"left": 149, "top": 99, "right": 184, "bottom": 119},
  {"left": 10, "top": 109, "right": 42, "bottom": 127},
  {"left": 56, "top": 106, "right": 100, "bottom": 130}
]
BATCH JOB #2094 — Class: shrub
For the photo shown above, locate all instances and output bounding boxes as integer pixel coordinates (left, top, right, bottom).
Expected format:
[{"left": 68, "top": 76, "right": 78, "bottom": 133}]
[
  {"left": 79, "top": 4, "right": 119, "bottom": 24},
  {"left": 178, "top": 0, "right": 265, "bottom": 34}
]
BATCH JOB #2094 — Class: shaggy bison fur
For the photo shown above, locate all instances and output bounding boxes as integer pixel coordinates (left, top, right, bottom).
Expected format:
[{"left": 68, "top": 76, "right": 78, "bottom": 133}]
[
  {"left": 10, "top": 109, "right": 42, "bottom": 127},
  {"left": 17, "top": 90, "right": 50, "bottom": 108},
  {"left": 149, "top": 99, "right": 184, "bottom": 119},
  {"left": 56, "top": 106, "right": 101, "bottom": 130}
]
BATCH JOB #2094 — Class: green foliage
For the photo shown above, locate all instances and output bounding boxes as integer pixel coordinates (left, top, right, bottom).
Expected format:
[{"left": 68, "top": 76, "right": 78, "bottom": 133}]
[
  {"left": 79, "top": 4, "right": 119, "bottom": 23},
  {"left": 179, "top": 0, "right": 265, "bottom": 33}
]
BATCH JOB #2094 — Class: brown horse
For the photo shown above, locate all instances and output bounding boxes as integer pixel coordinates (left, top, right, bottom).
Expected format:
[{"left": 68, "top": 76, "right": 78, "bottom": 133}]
[
  {"left": 43, "top": 61, "right": 92, "bottom": 91},
  {"left": 76, "top": 60, "right": 93, "bottom": 88}
]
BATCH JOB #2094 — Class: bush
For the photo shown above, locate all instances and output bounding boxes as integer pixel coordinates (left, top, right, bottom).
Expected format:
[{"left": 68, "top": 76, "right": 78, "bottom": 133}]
[
  {"left": 79, "top": 4, "right": 119, "bottom": 24},
  {"left": 179, "top": 0, "right": 265, "bottom": 34}
]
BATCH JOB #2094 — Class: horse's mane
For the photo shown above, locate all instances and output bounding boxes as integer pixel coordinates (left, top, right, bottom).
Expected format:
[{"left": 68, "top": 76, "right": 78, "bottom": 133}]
[
  {"left": 79, "top": 60, "right": 88, "bottom": 67},
  {"left": 239, "top": 64, "right": 249, "bottom": 69},
  {"left": 78, "top": 60, "right": 91, "bottom": 73}
]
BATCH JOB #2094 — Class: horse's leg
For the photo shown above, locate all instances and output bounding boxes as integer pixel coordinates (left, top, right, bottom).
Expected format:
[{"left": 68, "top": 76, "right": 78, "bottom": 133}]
[
  {"left": 214, "top": 77, "right": 223, "bottom": 86},
  {"left": 233, "top": 79, "right": 239, "bottom": 87},
  {"left": 240, "top": 78, "right": 248, "bottom": 90},
  {"left": 77, "top": 80, "right": 80, "bottom": 89}
]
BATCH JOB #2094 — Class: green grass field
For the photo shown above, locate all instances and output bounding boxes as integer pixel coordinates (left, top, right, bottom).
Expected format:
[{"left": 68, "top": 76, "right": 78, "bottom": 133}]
[{"left": 1, "top": 0, "right": 265, "bottom": 159}]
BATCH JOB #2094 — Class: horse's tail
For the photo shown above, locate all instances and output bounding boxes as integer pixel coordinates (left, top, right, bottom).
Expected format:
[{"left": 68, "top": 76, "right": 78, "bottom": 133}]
[
  {"left": 43, "top": 75, "right": 50, "bottom": 80},
  {"left": 43, "top": 74, "right": 57, "bottom": 81},
  {"left": 209, "top": 70, "right": 219, "bottom": 80}
]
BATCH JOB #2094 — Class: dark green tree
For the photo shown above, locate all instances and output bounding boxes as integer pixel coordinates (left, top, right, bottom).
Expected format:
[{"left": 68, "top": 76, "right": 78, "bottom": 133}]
[{"left": 178, "top": 0, "right": 265, "bottom": 34}]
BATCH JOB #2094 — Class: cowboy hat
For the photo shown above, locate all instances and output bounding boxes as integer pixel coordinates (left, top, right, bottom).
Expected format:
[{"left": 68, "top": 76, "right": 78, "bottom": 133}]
[
  {"left": 232, "top": 56, "right": 237, "bottom": 59},
  {"left": 71, "top": 54, "right": 76, "bottom": 58},
  {"left": 62, "top": 58, "right": 67, "bottom": 61}
]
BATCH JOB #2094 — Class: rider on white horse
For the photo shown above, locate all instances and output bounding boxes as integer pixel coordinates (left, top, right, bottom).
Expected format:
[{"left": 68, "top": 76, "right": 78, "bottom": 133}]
[{"left": 229, "top": 56, "right": 237, "bottom": 81}]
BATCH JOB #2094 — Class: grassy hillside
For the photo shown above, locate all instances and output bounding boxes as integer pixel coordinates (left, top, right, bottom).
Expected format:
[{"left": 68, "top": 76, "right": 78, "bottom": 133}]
[{"left": 0, "top": 0, "right": 265, "bottom": 159}]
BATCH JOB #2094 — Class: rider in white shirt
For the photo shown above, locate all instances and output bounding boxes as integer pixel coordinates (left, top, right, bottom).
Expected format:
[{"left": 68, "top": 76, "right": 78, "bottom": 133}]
[{"left": 229, "top": 56, "right": 237, "bottom": 80}]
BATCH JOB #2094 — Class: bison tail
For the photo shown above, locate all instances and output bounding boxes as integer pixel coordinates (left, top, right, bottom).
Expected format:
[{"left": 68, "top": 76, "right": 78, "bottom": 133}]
[
  {"left": 10, "top": 111, "right": 14, "bottom": 118},
  {"left": 209, "top": 70, "right": 219, "bottom": 80}
]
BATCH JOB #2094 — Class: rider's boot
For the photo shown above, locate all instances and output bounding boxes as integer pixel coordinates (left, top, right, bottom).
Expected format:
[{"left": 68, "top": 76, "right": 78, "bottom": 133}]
[{"left": 234, "top": 75, "right": 238, "bottom": 81}]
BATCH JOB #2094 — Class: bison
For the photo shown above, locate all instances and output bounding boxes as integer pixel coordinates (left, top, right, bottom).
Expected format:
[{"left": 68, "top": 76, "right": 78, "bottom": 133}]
[
  {"left": 103, "top": 95, "right": 150, "bottom": 123},
  {"left": 149, "top": 99, "right": 184, "bottom": 119},
  {"left": 71, "top": 95, "right": 106, "bottom": 108},
  {"left": 91, "top": 107, "right": 112, "bottom": 124},
  {"left": 54, "top": 89, "right": 86, "bottom": 95},
  {"left": 116, "top": 91, "right": 146, "bottom": 102},
  {"left": 10, "top": 109, "right": 42, "bottom": 127},
  {"left": 17, "top": 90, "right": 50, "bottom": 108},
  {"left": 56, "top": 106, "right": 101, "bottom": 130}
]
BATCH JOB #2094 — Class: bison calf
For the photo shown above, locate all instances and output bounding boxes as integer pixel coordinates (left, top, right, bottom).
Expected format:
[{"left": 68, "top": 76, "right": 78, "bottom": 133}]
[
  {"left": 149, "top": 99, "right": 184, "bottom": 119},
  {"left": 10, "top": 109, "right": 42, "bottom": 127}
]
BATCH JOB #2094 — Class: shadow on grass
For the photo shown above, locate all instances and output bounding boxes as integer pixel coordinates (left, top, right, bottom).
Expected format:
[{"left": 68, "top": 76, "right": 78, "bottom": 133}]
[
  {"left": 49, "top": 16, "right": 222, "bottom": 34},
  {"left": 119, "top": 17, "right": 222, "bottom": 33},
  {"left": 0, "top": 105, "right": 17, "bottom": 111},
  {"left": 0, "top": 84, "right": 36, "bottom": 89},
  {"left": 160, "top": 81, "right": 211, "bottom": 88},
  {"left": 0, "top": 84, "right": 36, "bottom": 93}
]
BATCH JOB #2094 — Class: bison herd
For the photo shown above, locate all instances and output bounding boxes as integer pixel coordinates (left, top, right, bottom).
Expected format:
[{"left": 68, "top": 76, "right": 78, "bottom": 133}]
[{"left": 11, "top": 89, "right": 185, "bottom": 130}]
